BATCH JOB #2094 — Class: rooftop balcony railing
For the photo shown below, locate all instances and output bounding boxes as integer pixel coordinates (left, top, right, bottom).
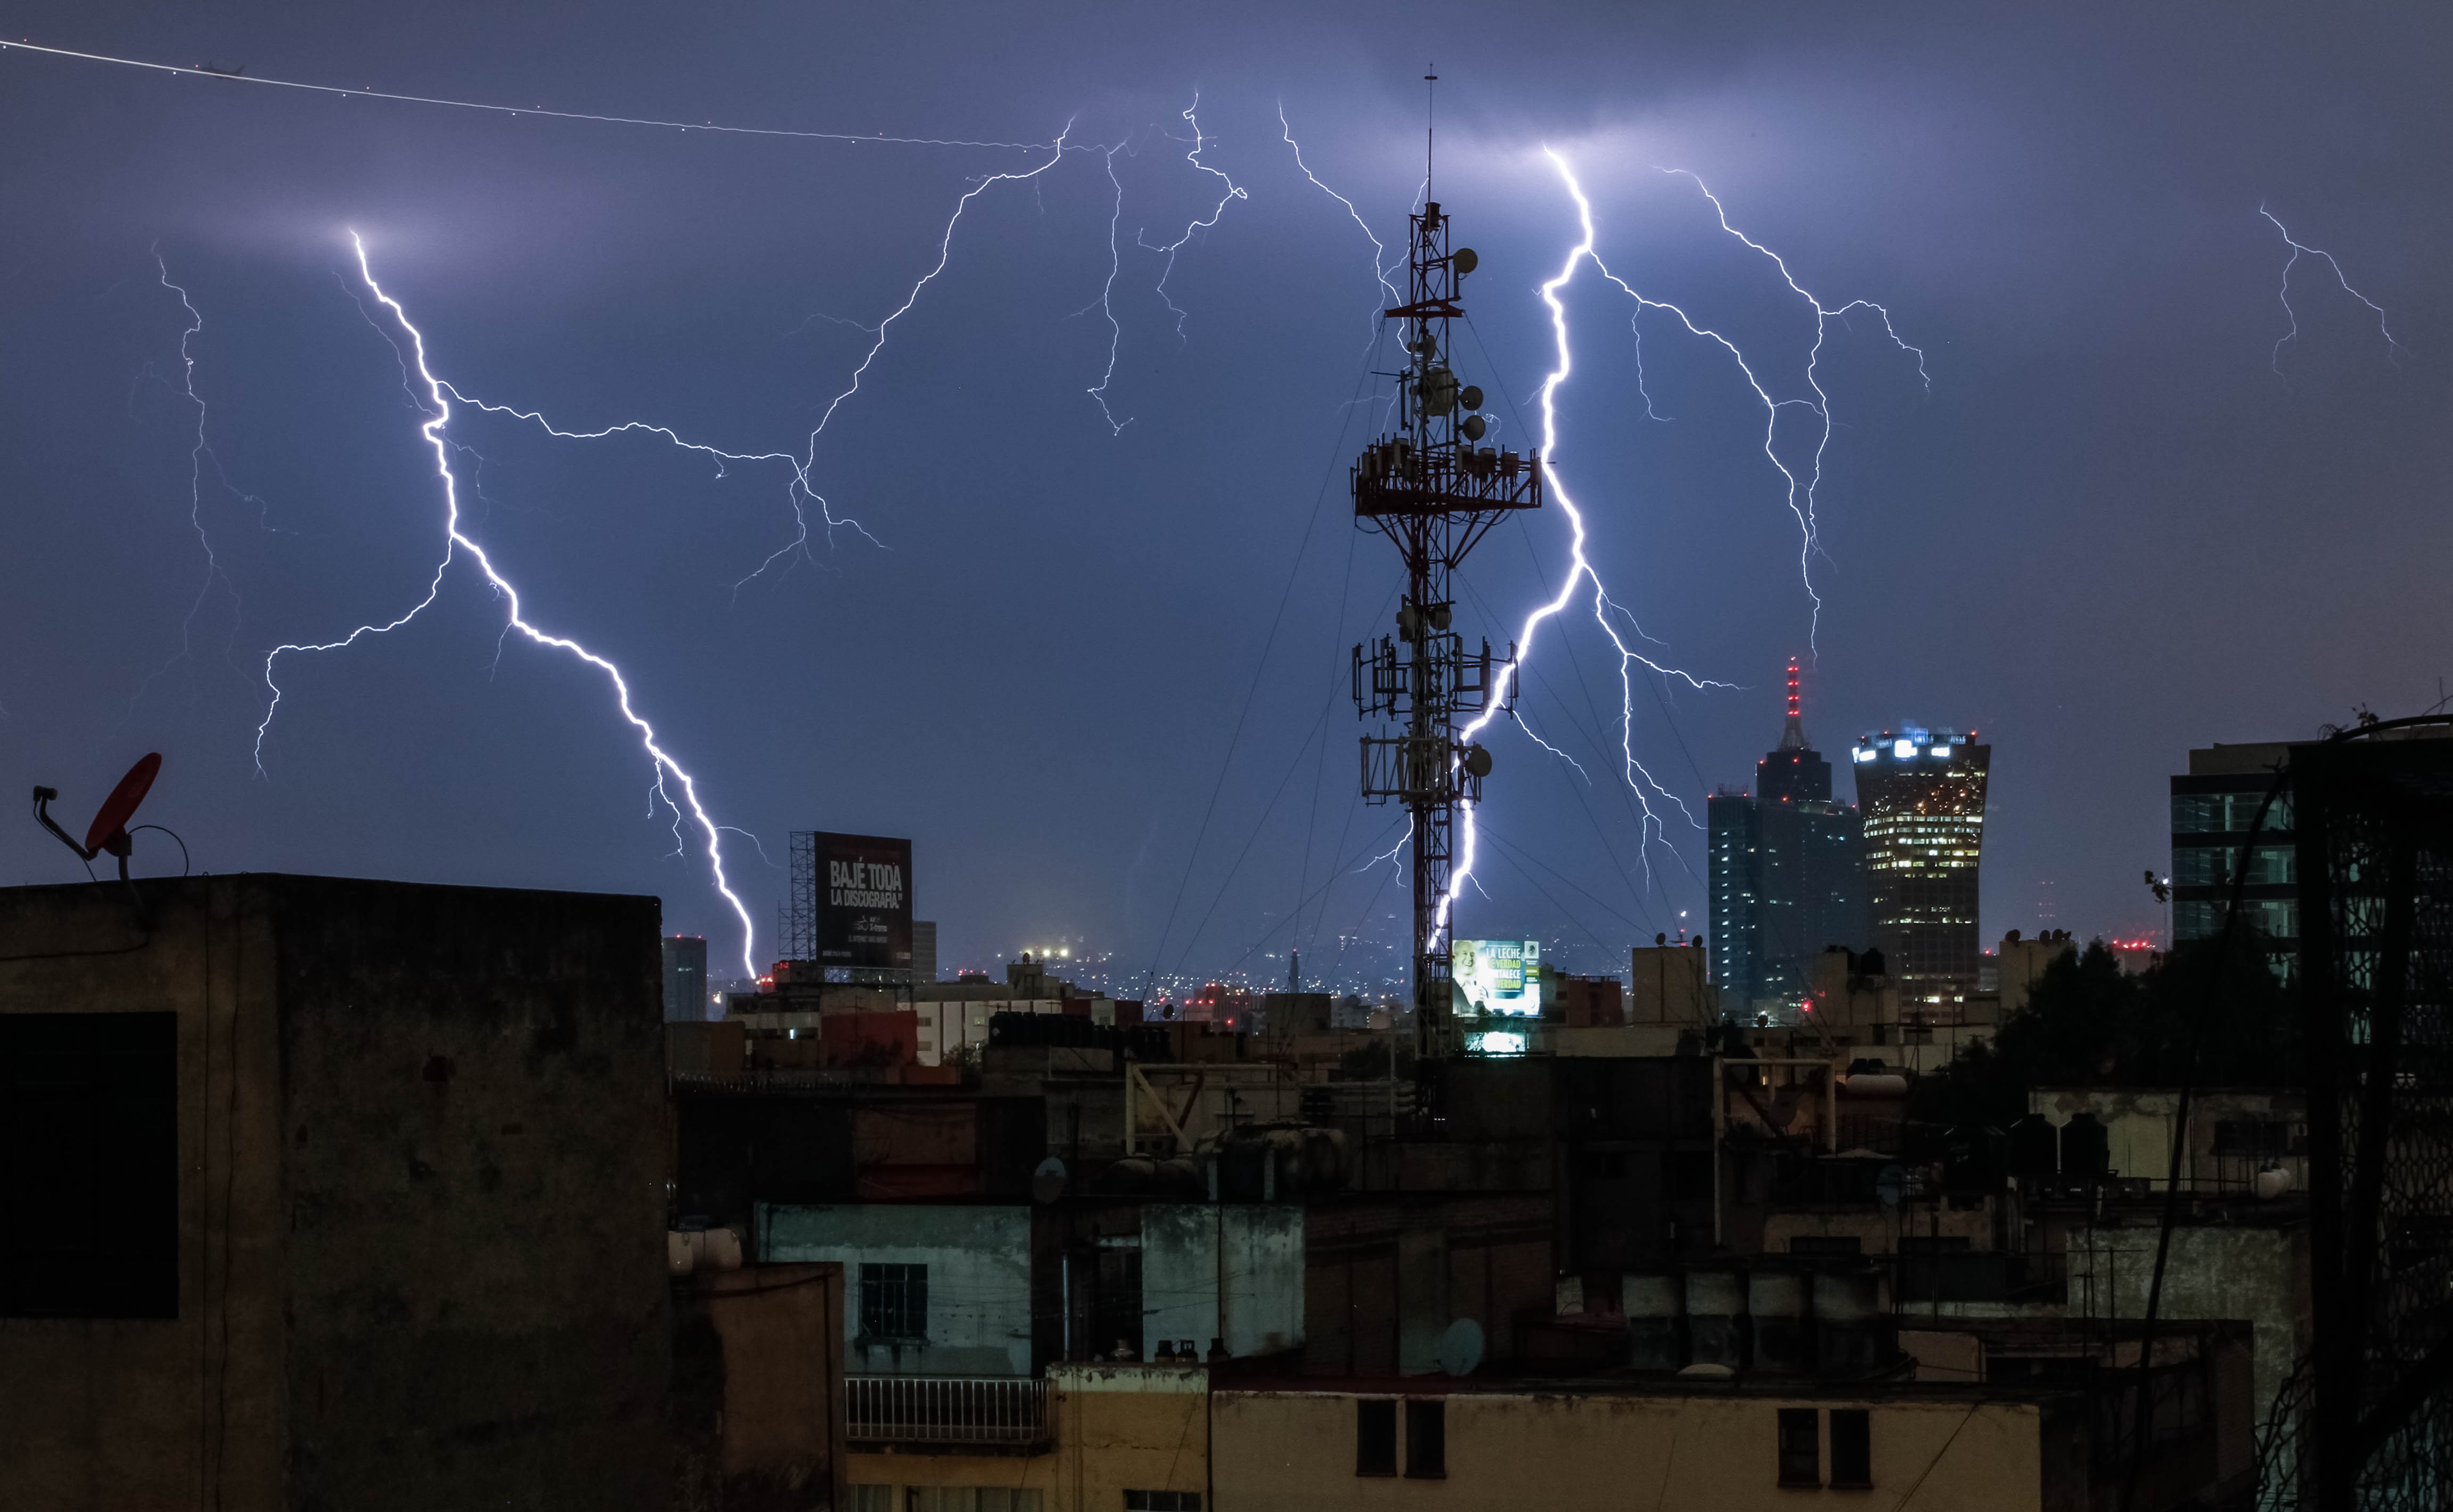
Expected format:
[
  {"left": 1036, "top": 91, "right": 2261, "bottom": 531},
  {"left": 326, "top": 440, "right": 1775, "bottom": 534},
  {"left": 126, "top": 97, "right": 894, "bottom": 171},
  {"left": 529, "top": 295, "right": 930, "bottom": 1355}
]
[{"left": 845, "top": 1374, "right": 1050, "bottom": 1450}]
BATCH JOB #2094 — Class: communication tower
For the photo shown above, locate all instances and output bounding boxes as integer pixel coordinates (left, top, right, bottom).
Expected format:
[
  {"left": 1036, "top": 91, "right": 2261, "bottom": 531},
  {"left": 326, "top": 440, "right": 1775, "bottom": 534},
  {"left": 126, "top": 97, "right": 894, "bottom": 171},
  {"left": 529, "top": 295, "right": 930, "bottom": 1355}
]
[{"left": 1351, "top": 118, "right": 1543, "bottom": 1054}]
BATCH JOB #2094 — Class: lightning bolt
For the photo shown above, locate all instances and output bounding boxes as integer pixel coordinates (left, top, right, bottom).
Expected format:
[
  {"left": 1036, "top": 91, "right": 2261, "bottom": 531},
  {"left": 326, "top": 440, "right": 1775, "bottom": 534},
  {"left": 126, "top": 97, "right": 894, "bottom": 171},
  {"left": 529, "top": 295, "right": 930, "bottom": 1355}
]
[
  {"left": 1138, "top": 95, "right": 1248, "bottom": 339},
  {"left": 234, "top": 112, "right": 1273, "bottom": 980},
  {"left": 2260, "top": 205, "right": 2403, "bottom": 374},
  {"left": 122, "top": 250, "right": 300, "bottom": 726},
  {"left": 1360, "top": 818, "right": 1413, "bottom": 880},
  {"left": 1279, "top": 105, "right": 1409, "bottom": 355},
  {"left": 254, "top": 235, "right": 762, "bottom": 980},
  {"left": 1085, "top": 143, "right": 1132, "bottom": 432},
  {"left": 149, "top": 255, "right": 242, "bottom": 666},
  {"left": 1442, "top": 148, "right": 1918, "bottom": 934},
  {"left": 1654, "top": 167, "right": 1927, "bottom": 645}
]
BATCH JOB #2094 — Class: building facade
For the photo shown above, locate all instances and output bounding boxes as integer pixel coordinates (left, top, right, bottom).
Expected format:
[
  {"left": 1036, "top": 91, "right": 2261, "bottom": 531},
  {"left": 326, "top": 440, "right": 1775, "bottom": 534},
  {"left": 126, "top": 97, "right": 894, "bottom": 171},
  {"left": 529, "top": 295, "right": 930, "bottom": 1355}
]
[
  {"left": 0, "top": 875, "right": 673, "bottom": 1512},
  {"left": 1710, "top": 664, "right": 1867, "bottom": 1012},
  {"left": 1854, "top": 728, "right": 1991, "bottom": 1007},
  {"left": 665, "top": 932, "right": 709, "bottom": 1022},
  {"left": 2170, "top": 741, "right": 2299, "bottom": 967}
]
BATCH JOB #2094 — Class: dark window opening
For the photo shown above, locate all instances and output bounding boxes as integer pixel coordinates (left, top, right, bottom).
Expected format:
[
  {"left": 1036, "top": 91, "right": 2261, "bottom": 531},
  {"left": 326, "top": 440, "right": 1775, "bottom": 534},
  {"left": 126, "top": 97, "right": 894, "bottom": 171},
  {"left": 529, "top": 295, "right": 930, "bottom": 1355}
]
[
  {"left": 1123, "top": 1494, "right": 1200, "bottom": 1510},
  {"left": 1778, "top": 1407, "right": 1820, "bottom": 1488},
  {"left": 859, "top": 1262, "right": 928, "bottom": 1341},
  {"left": 1, "top": 1012, "right": 177, "bottom": 1318},
  {"left": 1829, "top": 1409, "right": 1871, "bottom": 1489},
  {"left": 1404, "top": 1399, "right": 1446, "bottom": 1479},
  {"left": 1355, "top": 1399, "right": 1396, "bottom": 1476},
  {"left": 1789, "top": 1235, "right": 1863, "bottom": 1256},
  {"left": 1898, "top": 1235, "right": 1973, "bottom": 1254},
  {"left": 1666, "top": 1150, "right": 1716, "bottom": 1202}
]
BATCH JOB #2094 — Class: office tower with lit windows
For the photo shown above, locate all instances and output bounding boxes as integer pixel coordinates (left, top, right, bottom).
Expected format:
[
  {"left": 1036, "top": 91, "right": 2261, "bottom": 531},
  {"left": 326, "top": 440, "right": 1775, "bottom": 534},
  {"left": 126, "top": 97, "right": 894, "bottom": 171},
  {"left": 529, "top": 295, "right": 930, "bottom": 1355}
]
[
  {"left": 1853, "top": 726, "right": 1991, "bottom": 1006},
  {"left": 2169, "top": 741, "right": 2298, "bottom": 969},
  {"left": 1707, "top": 789, "right": 1760, "bottom": 1004},
  {"left": 1710, "top": 663, "right": 1868, "bottom": 1010}
]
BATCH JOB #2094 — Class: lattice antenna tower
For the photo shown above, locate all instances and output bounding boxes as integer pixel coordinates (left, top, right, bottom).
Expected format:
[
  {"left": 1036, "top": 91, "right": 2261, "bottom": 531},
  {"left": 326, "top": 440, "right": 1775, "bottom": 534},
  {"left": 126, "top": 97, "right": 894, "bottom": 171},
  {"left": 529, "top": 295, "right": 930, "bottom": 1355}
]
[{"left": 1352, "top": 73, "right": 1543, "bottom": 1055}]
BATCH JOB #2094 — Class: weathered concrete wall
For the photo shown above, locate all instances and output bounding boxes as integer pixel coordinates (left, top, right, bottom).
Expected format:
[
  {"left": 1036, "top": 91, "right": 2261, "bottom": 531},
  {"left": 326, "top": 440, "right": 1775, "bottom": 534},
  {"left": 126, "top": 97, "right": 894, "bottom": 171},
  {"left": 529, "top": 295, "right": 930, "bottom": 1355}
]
[
  {"left": 1141, "top": 1204, "right": 1303, "bottom": 1360},
  {"left": 0, "top": 879, "right": 288, "bottom": 1512},
  {"left": 762, "top": 1204, "right": 1034, "bottom": 1375},
  {"left": 268, "top": 875, "right": 672, "bottom": 1512},
  {"left": 1929, "top": 1219, "right": 2305, "bottom": 1465},
  {"left": 2065, "top": 1222, "right": 2305, "bottom": 1446},
  {"left": 676, "top": 1264, "right": 846, "bottom": 1511},
  {"left": 0, "top": 874, "right": 674, "bottom": 1512}
]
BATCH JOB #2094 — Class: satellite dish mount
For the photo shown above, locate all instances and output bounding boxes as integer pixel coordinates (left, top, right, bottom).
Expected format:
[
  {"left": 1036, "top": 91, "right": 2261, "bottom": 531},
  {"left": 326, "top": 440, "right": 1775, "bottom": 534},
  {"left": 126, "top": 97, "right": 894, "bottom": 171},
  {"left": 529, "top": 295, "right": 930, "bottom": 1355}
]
[{"left": 32, "top": 753, "right": 165, "bottom": 922}]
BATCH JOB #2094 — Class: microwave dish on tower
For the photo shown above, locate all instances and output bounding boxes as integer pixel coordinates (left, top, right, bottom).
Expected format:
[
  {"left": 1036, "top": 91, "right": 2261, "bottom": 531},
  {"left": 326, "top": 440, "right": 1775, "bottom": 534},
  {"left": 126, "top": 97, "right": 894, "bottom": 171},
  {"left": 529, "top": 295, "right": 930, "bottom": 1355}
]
[{"left": 1350, "top": 88, "right": 1542, "bottom": 1059}]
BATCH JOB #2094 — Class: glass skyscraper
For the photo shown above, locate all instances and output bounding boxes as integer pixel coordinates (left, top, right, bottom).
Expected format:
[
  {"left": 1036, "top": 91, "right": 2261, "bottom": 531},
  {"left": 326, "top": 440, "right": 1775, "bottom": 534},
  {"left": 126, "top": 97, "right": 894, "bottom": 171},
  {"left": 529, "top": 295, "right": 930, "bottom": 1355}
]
[
  {"left": 2169, "top": 742, "right": 2297, "bottom": 969},
  {"left": 1708, "top": 664, "right": 1868, "bottom": 1011},
  {"left": 1852, "top": 727, "right": 1990, "bottom": 1006}
]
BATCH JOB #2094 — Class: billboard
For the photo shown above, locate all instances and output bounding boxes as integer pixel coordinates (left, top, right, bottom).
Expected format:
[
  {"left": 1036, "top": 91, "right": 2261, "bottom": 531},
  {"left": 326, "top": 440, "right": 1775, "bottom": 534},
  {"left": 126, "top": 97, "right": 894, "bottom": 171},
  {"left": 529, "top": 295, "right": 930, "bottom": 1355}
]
[
  {"left": 1452, "top": 938, "right": 1541, "bottom": 1018},
  {"left": 814, "top": 832, "right": 913, "bottom": 970}
]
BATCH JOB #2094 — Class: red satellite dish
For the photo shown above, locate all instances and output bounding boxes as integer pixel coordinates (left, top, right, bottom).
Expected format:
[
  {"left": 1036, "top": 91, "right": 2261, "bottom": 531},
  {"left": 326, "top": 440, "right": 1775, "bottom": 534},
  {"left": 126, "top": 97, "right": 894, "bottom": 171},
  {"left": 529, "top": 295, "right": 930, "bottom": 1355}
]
[{"left": 84, "top": 752, "right": 162, "bottom": 858}]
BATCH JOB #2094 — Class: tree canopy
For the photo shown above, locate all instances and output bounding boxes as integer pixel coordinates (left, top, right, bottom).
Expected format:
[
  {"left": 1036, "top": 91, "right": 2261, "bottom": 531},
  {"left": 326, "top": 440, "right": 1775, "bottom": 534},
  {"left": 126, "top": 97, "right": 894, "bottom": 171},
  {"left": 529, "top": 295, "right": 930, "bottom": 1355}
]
[{"left": 1906, "top": 933, "right": 2300, "bottom": 1131}]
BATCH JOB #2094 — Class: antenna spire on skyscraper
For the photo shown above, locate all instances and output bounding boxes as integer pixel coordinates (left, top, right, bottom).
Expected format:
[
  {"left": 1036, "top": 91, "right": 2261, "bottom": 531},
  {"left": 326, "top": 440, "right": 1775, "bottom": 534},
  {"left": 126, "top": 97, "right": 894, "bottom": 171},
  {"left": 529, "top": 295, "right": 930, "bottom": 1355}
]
[{"left": 1779, "top": 657, "right": 1807, "bottom": 750}]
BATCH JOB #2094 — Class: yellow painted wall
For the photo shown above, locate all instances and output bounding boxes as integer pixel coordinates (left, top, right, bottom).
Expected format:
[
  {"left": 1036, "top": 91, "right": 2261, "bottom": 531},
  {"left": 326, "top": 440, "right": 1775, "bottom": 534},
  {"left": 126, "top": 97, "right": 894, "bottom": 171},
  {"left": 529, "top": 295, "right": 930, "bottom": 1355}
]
[
  {"left": 1212, "top": 1388, "right": 2046, "bottom": 1512},
  {"left": 849, "top": 1364, "right": 1208, "bottom": 1512}
]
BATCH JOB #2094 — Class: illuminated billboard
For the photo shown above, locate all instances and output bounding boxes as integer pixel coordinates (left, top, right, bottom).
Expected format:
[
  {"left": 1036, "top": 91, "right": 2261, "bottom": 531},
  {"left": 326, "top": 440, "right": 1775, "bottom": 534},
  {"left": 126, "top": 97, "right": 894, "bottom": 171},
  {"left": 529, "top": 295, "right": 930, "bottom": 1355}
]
[
  {"left": 1452, "top": 938, "right": 1541, "bottom": 1018},
  {"left": 812, "top": 832, "right": 912, "bottom": 970}
]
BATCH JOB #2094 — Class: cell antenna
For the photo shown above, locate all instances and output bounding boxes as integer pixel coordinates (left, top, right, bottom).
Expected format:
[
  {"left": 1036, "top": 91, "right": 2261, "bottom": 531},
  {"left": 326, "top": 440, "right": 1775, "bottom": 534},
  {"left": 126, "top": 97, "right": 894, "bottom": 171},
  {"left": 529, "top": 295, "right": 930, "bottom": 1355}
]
[{"left": 1350, "top": 142, "right": 1541, "bottom": 1059}]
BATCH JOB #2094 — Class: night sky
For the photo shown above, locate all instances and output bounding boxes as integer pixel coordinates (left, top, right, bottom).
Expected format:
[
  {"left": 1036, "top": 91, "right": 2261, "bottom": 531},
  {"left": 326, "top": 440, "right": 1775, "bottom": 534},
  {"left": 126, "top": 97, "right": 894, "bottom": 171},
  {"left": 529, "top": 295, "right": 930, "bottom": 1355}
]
[{"left": 3, "top": 3, "right": 2446, "bottom": 994}]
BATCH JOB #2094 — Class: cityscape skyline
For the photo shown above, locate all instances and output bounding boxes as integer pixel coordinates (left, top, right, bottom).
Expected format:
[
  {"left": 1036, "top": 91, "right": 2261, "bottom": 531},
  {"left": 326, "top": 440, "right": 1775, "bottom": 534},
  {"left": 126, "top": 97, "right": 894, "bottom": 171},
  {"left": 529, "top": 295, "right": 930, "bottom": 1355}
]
[{"left": 1, "top": 3, "right": 2443, "bottom": 999}]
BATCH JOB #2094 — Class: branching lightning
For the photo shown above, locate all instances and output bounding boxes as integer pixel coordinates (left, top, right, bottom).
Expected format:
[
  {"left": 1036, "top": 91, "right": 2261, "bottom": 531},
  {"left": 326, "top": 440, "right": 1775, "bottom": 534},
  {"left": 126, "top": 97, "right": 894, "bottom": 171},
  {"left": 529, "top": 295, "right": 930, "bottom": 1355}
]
[
  {"left": 2260, "top": 206, "right": 2403, "bottom": 374},
  {"left": 1653, "top": 168, "right": 1925, "bottom": 643},
  {"left": 223, "top": 108, "right": 1265, "bottom": 979},
  {"left": 152, "top": 256, "right": 241, "bottom": 663},
  {"left": 1360, "top": 818, "right": 1413, "bottom": 880},
  {"left": 1138, "top": 96, "right": 1248, "bottom": 339},
  {"left": 254, "top": 235, "right": 762, "bottom": 978},
  {"left": 1085, "top": 144, "right": 1132, "bottom": 432},
  {"left": 1279, "top": 106, "right": 1404, "bottom": 345},
  {"left": 1441, "top": 148, "right": 1921, "bottom": 934}
]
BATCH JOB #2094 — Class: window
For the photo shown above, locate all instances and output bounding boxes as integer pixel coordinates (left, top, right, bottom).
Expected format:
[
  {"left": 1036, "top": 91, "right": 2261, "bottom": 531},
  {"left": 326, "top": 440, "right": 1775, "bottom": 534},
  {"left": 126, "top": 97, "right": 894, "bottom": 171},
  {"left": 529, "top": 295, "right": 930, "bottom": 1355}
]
[
  {"left": 1788, "top": 1235, "right": 1862, "bottom": 1256},
  {"left": 861, "top": 1262, "right": 928, "bottom": 1341},
  {"left": 1666, "top": 1150, "right": 1716, "bottom": 1202},
  {"left": 1355, "top": 1399, "right": 1396, "bottom": 1476},
  {"left": 851, "top": 1490, "right": 892, "bottom": 1512},
  {"left": 1404, "top": 1399, "right": 1446, "bottom": 1479},
  {"left": 1829, "top": 1409, "right": 1871, "bottom": 1489},
  {"left": 1778, "top": 1407, "right": 1820, "bottom": 1487},
  {"left": 1, "top": 1012, "right": 177, "bottom": 1318},
  {"left": 906, "top": 1491, "right": 1041, "bottom": 1512},
  {"left": 1123, "top": 1495, "right": 1200, "bottom": 1511}
]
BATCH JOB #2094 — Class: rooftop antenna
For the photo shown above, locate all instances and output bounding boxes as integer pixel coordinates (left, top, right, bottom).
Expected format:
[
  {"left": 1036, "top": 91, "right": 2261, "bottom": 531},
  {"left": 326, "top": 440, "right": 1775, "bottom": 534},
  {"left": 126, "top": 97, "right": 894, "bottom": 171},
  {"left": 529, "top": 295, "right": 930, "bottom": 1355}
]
[
  {"left": 1425, "top": 67, "right": 1436, "bottom": 202},
  {"left": 1779, "top": 657, "right": 1807, "bottom": 750},
  {"left": 1351, "top": 91, "right": 1542, "bottom": 1059}
]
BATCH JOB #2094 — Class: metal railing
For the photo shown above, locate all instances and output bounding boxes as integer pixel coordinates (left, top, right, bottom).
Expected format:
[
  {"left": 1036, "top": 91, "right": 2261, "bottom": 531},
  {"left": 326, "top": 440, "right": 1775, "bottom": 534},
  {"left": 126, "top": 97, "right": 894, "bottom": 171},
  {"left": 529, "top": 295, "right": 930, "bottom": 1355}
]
[{"left": 845, "top": 1375, "right": 1050, "bottom": 1448}]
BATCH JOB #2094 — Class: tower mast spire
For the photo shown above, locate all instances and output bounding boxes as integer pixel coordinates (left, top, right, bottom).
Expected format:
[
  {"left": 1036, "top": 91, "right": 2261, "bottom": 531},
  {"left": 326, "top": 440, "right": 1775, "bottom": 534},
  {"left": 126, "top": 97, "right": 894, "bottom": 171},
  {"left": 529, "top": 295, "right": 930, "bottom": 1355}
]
[
  {"left": 1780, "top": 657, "right": 1807, "bottom": 750},
  {"left": 1351, "top": 117, "right": 1542, "bottom": 1060}
]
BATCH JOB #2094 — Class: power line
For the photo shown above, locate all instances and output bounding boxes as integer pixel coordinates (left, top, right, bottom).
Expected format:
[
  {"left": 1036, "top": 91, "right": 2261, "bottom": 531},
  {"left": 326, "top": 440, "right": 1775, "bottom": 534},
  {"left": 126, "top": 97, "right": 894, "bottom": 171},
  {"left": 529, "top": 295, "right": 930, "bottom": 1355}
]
[
  {"left": 0, "top": 38, "right": 1051, "bottom": 149},
  {"left": 1142, "top": 336, "right": 1386, "bottom": 995}
]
